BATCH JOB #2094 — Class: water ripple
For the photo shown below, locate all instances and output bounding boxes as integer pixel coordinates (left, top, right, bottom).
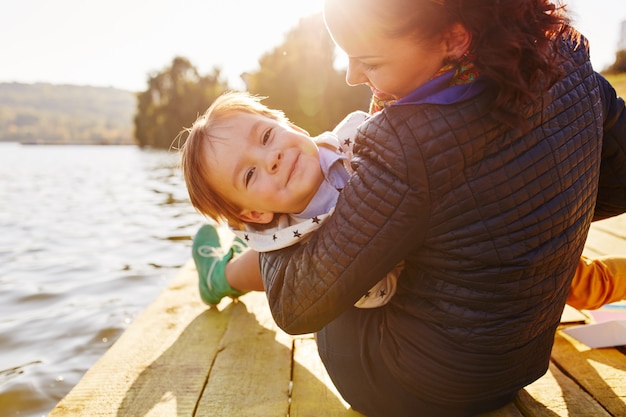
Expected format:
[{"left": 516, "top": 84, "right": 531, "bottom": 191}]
[{"left": 0, "top": 144, "right": 205, "bottom": 416}]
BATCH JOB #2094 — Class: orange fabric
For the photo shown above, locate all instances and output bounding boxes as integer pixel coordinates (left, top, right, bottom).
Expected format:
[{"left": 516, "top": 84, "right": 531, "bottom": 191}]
[{"left": 567, "top": 255, "right": 626, "bottom": 310}]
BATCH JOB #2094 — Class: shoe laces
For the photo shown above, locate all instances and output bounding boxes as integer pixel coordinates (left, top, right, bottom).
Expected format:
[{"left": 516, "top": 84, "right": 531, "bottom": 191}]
[{"left": 196, "top": 245, "right": 224, "bottom": 258}]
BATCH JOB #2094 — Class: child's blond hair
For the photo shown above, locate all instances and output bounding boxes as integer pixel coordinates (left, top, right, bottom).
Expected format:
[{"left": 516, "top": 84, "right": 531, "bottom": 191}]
[{"left": 181, "top": 91, "right": 289, "bottom": 229}]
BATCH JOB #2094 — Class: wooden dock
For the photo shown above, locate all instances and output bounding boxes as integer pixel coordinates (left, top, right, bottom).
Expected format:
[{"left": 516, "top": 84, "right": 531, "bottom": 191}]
[{"left": 49, "top": 215, "right": 626, "bottom": 417}]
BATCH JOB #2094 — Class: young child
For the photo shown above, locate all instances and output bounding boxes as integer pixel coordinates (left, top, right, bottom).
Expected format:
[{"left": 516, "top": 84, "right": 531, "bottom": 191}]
[
  {"left": 182, "top": 92, "right": 626, "bottom": 312},
  {"left": 181, "top": 91, "right": 400, "bottom": 308}
]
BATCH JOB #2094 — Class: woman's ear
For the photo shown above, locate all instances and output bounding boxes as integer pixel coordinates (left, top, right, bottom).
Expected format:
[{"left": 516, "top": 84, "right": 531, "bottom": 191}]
[
  {"left": 239, "top": 209, "right": 275, "bottom": 224},
  {"left": 445, "top": 22, "right": 472, "bottom": 59}
]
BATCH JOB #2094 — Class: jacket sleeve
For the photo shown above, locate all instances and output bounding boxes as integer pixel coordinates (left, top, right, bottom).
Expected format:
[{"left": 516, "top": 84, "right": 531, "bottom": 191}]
[
  {"left": 259, "top": 113, "right": 430, "bottom": 334},
  {"left": 594, "top": 72, "right": 626, "bottom": 221}
]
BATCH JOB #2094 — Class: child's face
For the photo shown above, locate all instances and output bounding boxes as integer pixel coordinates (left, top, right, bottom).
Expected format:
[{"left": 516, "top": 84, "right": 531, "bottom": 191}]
[
  {"left": 325, "top": 7, "right": 449, "bottom": 102},
  {"left": 203, "top": 112, "right": 325, "bottom": 225}
]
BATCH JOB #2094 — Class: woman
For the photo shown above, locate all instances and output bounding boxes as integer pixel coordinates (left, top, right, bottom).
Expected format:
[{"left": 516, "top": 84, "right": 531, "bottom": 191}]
[{"left": 259, "top": 0, "right": 626, "bottom": 416}]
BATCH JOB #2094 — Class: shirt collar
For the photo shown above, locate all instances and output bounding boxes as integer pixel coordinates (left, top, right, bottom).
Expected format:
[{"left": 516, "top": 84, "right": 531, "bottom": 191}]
[
  {"left": 396, "top": 69, "right": 488, "bottom": 107},
  {"left": 292, "top": 145, "right": 349, "bottom": 221}
]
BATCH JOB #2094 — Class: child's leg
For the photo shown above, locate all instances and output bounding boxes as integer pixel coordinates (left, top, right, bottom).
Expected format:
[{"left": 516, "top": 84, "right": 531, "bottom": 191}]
[
  {"left": 567, "top": 255, "right": 626, "bottom": 310},
  {"left": 226, "top": 249, "right": 264, "bottom": 291},
  {"left": 193, "top": 224, "right": 263, "bottom": 306}
]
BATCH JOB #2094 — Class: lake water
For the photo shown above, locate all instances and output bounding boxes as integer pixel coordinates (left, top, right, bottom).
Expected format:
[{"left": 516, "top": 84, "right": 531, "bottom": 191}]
[{"left": 0, "top": 143, "right": 207, "bottom": 416}]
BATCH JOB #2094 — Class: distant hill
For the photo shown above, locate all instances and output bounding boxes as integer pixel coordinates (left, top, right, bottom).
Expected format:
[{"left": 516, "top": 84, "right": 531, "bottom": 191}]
[{"left": 0, "top": 82, "right": 136, "bottom": 145}]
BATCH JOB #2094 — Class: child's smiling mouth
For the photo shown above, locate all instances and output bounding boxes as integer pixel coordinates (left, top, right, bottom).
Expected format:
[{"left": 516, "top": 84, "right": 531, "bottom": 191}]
[{"left": 285, "top": 152, "right": 299, "bottom": 186}]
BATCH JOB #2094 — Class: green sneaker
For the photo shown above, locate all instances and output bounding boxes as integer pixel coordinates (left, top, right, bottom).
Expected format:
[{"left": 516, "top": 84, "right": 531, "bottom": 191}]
[{"left": 192, "top": 224, "right": 248, "bottom": 306}]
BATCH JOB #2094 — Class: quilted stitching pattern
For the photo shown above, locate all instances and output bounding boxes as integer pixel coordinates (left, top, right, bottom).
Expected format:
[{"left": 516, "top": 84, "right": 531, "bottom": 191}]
[
  {"left": 260, "top": 35, "right": 624, "bottom": 404},
  {"left": 595, "top": 74, "right": 626, "bottom": 219}
]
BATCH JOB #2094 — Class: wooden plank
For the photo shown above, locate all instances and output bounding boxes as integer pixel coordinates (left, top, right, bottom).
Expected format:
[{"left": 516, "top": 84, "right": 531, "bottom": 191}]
[
  {"left": 551, "top": 329, "right": 626, "bottom": 417},
  {"left": 50, "top": 214, "right": 626, "bottom": 417},
  {"left": 584, "top": 214, "right": 626, "bottom": 257},
  {"left": 290, "top": 337, "right": 365, "bottom": 416},
  {"left": 50, "top": 260, "right": 228, "bottom": 417},
  {"left": 592, "top": 215, "right": 626, "bottom": 238},
  {"left": 516, "top": 362, "right": 611, "bottom": 416},
  {"left": 476, "top": 402, "right": 525, "bottom": 417},
  {"left": 196, "top": 291, "right": 292, "bottom": 417}
]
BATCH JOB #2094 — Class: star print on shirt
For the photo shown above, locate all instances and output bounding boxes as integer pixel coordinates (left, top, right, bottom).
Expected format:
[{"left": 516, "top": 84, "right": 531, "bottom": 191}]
[
  {"left": 293, "top": 230, "right": 302, "bottom": 238},
  {"left": 312, "top": 216, "right": 321, "bottom": 224},
  {"left": 244, "top": 234, "right": 250, "bottom": 241},
  {"left": 272, "top": 234, "right": 278, "bottom": 241},
  {"left": 344, "top": 138, "right": 352, "bottom": 147}
]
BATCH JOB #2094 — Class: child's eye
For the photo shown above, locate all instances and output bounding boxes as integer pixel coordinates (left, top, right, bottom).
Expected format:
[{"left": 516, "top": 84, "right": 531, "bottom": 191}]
[
  {"left": 244, "top": 167, "right": 256, "bottom": 187},
  {"left": 262, "top": 128, "right": 272, "bottom": 145}
]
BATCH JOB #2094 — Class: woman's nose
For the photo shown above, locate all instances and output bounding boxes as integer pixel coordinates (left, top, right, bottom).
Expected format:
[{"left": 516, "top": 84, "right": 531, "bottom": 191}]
[{"left": 346, "top": 59, "right": 366, "bottom": 86}]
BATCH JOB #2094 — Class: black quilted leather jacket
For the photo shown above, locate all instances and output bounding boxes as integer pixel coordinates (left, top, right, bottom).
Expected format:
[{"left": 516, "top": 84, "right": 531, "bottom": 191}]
[{"left": 261, "top": 33, "right": 626, "bottom": 406}]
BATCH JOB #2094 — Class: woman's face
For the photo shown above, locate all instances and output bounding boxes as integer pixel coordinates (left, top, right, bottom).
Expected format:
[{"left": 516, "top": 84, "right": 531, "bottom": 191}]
[{"left": 324, "top": 5, "right": 449, "bottom": 102}]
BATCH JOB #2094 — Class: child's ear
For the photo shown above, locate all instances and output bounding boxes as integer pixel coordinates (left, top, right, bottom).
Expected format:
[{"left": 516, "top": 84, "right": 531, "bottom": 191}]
[
  {"left": 445, "top": 22, "right": 472, "bottom": 59},
  {"left": 288, "top": 122, "right": 310, "bottom": 136},
  {"left": 239, "top": 209, "right": 275, "bottom": 224}
]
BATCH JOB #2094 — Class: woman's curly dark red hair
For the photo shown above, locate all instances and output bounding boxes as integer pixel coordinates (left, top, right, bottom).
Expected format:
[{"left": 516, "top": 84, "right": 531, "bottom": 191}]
[{"left": 448, "top": 0, "right": 571, "bottom": 126}]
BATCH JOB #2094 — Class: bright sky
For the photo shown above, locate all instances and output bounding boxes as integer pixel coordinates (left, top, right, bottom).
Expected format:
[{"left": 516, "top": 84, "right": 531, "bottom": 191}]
[{"left": 0, "top": 0, "right": 624, "bottom": 92}]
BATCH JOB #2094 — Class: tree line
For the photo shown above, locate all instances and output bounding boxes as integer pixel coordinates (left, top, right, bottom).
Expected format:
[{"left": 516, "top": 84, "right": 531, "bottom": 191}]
[
  {"left": 606, "top": 50, "right": 626, "bottom": 74},
  {"left": 3, "top": 13, "right": 623, "bottom": 148},
  {"left": 135, "top": 13, "right": 626, "bottom": 149},
  {"left": 134, "top": 13, "right": 371, "bottom": 149},
  {"left": 0, "top": 83, "right": 134, "bottom": 145}
]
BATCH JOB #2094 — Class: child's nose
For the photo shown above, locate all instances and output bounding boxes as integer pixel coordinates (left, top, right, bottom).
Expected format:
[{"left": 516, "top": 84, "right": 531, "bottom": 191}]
[{"left": 267, "top": 149, "right": 282, "bottom": 173}]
